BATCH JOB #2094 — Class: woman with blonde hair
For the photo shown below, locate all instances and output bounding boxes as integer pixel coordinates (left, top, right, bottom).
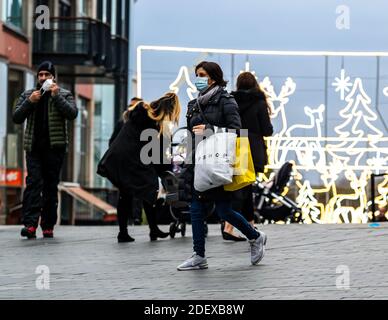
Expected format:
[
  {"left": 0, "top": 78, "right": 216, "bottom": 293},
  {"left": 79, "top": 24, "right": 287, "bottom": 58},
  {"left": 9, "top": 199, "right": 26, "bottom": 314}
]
[{"left": 98, "top": 93, "right": 181, "bottom": 242}]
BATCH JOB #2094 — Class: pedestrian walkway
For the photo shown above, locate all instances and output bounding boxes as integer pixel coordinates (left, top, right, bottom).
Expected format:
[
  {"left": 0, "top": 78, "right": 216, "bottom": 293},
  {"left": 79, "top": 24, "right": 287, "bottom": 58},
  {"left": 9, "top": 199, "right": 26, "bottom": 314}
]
[{"left": 0, "top": 223, "right": 387, "bottom": 300}]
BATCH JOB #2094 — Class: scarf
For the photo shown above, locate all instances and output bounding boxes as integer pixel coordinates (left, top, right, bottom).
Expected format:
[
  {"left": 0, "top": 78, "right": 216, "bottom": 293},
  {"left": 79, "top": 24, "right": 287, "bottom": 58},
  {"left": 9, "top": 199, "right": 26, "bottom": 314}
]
[{"left": 197, "top": 85, "right": 220, "bottom": 106}]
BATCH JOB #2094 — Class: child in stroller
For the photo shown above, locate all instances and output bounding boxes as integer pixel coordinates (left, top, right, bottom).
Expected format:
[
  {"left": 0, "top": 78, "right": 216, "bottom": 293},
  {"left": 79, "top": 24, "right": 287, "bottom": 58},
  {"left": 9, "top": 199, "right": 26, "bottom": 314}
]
[{"left": 253, "top": 162, "right": 303, "bottom": 224}]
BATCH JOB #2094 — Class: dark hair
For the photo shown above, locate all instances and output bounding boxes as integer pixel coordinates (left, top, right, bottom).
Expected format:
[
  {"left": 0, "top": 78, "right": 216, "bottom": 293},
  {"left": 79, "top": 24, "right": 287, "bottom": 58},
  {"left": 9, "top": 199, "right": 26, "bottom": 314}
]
[
  {"left": 195, "top": 61, "right": 228, "bottom": 87},
  {"left": 236, "top": 72, "right": 272, "bottom": 115},
  {"left": 236, "top": 72, "right": 261, "bottom": 91}
]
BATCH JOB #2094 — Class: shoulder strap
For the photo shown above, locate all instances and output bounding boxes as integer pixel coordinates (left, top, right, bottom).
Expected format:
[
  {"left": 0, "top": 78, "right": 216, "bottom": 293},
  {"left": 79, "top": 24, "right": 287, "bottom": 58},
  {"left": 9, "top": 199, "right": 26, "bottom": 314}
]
[{"left": 196, "top": 100, "right": 210, "bottom": 125}]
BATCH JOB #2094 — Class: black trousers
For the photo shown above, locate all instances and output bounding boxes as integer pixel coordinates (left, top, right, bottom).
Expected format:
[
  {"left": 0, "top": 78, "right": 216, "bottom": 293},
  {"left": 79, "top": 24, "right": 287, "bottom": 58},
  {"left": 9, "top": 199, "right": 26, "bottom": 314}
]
[
  {"left": 232, "top": 184, "right": 255, "bottom": 222},
  {"left": 22, "top": 148, "right": 65, "bottom": 229}
]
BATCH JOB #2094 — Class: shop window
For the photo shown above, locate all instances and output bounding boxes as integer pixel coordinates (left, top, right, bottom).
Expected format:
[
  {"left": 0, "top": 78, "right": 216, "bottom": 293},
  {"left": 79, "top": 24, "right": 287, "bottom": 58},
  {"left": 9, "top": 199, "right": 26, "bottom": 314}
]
[
  {"left": 74, "top": 97, "right": 90, "bottom": 186},
  {"left": 7, "top": 69, "right": 24, "bottom": 170}
]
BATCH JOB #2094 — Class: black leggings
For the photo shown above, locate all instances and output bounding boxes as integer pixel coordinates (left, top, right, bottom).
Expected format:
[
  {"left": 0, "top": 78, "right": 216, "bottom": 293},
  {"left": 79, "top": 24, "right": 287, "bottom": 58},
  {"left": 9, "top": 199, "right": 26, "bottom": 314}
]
[{"left": 117, "top": 191, "right": 159, "bottom": 233}]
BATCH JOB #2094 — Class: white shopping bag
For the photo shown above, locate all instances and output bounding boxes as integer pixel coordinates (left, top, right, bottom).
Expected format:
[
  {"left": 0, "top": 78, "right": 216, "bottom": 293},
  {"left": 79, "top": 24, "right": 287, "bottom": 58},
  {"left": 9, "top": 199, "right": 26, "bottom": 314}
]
[{"left": 194, "top": 130, "right": 237, "bottom": 192}]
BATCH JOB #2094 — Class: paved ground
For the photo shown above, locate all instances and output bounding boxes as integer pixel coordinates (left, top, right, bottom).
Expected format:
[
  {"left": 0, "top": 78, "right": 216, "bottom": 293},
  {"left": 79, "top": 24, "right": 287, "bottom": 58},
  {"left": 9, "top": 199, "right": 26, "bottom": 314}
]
[{"left": 0, "top": 222, "right": 388, "bottom": 300}]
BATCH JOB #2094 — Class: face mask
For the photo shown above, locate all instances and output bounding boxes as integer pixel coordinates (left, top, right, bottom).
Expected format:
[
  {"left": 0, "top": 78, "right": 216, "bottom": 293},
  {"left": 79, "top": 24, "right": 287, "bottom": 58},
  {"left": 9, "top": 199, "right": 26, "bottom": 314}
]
[
  {"left": 195, "top": 77, "right": 209, "bottom": 92},
  {"left": 40, "top": 79, "right": 54, "bottom": 94}
]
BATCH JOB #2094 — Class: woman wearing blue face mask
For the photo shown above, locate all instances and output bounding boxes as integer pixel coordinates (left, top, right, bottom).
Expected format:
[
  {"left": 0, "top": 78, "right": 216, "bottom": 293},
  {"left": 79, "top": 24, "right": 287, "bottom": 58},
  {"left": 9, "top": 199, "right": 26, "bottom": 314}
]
[{"left": 177, "top": 61, "right": 267, "bottom": 271}]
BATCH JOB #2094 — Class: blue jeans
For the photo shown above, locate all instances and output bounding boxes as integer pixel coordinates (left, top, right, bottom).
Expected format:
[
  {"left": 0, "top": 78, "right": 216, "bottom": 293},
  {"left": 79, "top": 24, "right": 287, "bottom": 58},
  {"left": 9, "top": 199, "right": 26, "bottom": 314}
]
[{"left": 190, "top": 198, "right": 259, "bottom": 257}]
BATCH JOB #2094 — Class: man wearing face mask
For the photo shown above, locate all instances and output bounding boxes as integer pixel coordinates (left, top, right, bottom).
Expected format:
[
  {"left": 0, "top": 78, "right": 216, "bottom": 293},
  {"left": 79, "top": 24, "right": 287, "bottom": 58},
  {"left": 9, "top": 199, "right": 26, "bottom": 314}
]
[{"left": 13, "top": 61, "right": 78, "bottom": 239}]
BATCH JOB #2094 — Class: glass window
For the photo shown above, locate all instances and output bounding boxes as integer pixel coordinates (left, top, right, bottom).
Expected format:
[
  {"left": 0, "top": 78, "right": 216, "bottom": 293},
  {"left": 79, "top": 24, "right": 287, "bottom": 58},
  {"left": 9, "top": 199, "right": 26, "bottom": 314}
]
[
  {"left": 98, "top": 0, "right": 108, "bottom": 23},
  {"left": 78, "top": 0, "right": 88, "bottom": 17},
  {"left": 121, "top": 0, "right": 127, "bottom": 37},
  {"left": 102, "top": 0, "right": 107, "bottom": 23},
  {"left": 74, "top": 97, "right": 89, "bottom": 186},
  {"left": 111, "top": 0, "right": 117, "bottom": 35},
  {"left": 4, "top": 0, "right": 24, "bottom": 30},
  {"left": 7, "top": 69, "right": 24, "bottom": 170},
  {"left": 0, "top": 62, "right": 8, "bottom": 171},
  {"left": 93, "top": 84, "right": 114, "bottom": 188},
  {"left": 59, "top": 0, "right": 72, "bottom": 17},
  {"left": 1, "top": 1, "right": 6, "bottom": 22}
]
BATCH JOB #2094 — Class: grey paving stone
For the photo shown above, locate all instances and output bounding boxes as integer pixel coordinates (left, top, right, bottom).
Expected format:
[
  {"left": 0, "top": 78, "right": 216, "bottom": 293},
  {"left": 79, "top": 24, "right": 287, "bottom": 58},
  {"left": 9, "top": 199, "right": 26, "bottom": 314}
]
[{"left": 0, "top": 223, "right": 387, "bottom": 299}]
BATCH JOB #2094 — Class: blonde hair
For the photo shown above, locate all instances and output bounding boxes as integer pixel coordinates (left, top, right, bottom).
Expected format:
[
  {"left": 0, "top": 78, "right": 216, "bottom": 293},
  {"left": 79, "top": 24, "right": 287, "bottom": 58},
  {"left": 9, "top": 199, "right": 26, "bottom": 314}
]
[{"left": 123, "top": 92, "right": 181, "bottom": 136}]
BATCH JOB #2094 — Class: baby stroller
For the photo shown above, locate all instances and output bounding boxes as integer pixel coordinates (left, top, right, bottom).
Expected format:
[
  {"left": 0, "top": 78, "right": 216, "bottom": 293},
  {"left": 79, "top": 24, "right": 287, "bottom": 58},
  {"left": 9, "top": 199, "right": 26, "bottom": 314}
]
[
  {"left": 253, "top": 162, "right": 303, "bottom": 223},
  {"left": 159, "top": 170, "right": 189, "bottom": 238},
  {"left": 161, "top": 170, "right": 215, "bottom": 238}
]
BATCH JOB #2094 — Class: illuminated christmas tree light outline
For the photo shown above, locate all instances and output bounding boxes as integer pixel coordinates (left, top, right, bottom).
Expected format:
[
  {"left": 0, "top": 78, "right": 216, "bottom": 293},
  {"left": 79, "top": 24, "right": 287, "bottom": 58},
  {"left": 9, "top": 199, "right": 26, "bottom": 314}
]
[{"left": 169, "top": 66, "right": 198, "bottom": 100}]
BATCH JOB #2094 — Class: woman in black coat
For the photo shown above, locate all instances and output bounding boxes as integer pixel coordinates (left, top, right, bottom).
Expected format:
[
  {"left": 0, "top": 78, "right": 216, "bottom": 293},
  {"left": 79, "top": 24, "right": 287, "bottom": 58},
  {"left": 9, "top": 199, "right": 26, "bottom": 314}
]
[
  {"left": 222, "top": 72, "right": 273, "bottom": 239},
  {"left": 97, "top": 93, "right": 181, "bottom": 242},
  {"left": 177, "top": 62, "right": 267, "bottom": 271}
]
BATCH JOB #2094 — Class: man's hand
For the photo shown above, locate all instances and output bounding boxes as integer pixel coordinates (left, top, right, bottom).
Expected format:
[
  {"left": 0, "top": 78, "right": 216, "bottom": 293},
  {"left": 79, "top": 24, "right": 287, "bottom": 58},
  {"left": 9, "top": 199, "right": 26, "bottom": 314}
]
[
  {"left": 193, "top": 124, "right": 206, "bottom": 135},
  {"left": 50, "top": 82, "right": 60, "bottom": 97},
  {"left": 28, "top": 91, "right": 42, "bottom": 104}
]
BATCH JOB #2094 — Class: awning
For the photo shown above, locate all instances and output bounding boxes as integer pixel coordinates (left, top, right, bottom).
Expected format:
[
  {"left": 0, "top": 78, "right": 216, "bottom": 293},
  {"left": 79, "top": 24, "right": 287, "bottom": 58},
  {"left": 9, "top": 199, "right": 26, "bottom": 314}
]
[{"left": 58, "top": 183, "right": 117, "bottom": 218}]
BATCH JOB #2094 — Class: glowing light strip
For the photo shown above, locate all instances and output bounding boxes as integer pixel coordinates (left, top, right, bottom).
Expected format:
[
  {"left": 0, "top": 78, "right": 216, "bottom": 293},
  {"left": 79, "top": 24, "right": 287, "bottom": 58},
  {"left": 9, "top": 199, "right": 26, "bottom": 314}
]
[
  {"left": 265, "top": 164, "right": 388, "bottom": 170},
  {"left": 136, "top": 45, "right": 388, "bottom": 97},
  {"left": 270, "top": 146, "right": 388, "bottom": 152},
  {"left": 138, "top": 45, "right": 388, "bottom": 57},
  {"left": 264, "top": 137, "right": 388, "bottom": 142}
]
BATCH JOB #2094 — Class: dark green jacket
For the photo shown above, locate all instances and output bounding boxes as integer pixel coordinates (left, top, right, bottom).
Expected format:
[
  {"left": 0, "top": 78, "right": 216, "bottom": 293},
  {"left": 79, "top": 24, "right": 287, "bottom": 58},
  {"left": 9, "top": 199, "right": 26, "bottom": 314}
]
[{"left": 13, "top": 88, "right": 78, "bottom": 152}]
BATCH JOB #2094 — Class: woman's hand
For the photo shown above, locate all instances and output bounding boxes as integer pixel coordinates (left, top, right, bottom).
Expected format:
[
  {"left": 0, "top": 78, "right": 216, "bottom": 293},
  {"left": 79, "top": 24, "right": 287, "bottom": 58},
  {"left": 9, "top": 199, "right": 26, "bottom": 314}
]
[{"left": 193, "top": 124, "right": 206, "bottom": 135}]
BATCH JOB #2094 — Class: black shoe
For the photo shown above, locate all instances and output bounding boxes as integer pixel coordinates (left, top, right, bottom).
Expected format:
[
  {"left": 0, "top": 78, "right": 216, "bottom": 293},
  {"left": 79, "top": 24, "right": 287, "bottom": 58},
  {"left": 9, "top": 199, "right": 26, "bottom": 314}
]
[
  {"left": 117, "top": 232, "right": 135, "bottom": 243},
  {"left": 222, "top": 231, "right": 247, "bottom": 242},
  {"left": 21, "top": 226, "right": 37, "bottom": 239},
  {"left": 150, "top": 229, "right": 170, "bottom": 241}
]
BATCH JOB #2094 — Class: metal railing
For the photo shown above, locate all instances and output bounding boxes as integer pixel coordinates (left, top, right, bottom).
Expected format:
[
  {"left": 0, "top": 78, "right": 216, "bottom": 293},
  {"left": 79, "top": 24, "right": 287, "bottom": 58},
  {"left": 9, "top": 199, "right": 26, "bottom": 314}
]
[{"left": 33, "top": 17, "right": 112, "bottom": 68}]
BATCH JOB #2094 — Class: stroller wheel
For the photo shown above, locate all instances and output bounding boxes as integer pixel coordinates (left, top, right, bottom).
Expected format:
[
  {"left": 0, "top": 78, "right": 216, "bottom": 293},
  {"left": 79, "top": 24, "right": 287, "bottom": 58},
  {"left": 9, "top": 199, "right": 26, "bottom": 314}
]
[
  {"left": 293, "top": 210, "right": 303, "bottom": 223},
  {"left": 180, "top": 223, "right": 186, "bottom": 237},
  {"left": 169, "top": 222, "right": 177, "bottom": 238}
]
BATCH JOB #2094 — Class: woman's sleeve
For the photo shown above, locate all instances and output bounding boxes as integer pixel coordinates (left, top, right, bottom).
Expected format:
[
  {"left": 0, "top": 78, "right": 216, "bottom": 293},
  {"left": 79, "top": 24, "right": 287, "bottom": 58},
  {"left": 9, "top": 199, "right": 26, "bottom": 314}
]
[
  {"left": 258, "top": 101, "right": 274, "bottom": 137},
  {"left": 223, "top": 97, "right": 241, "bottom": 130}
]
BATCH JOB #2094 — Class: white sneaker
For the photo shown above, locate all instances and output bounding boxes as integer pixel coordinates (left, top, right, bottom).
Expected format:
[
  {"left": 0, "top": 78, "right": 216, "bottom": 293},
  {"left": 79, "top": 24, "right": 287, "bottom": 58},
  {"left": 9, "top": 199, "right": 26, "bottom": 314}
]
[
  {"left": 177, "top": 253, "right": 208, "bottom": 271},
  {"left": 249, "top": 231, "right": 267, "bottom": 265}
]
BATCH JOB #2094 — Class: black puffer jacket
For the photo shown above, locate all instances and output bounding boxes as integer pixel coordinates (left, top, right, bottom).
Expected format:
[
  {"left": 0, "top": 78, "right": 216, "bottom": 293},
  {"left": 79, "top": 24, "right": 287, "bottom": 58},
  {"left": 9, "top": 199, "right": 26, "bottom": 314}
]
[
  {"left": 97, "top": 103, "right": 171, "bottom": 205},
  {"left": 13, "top": 88, "right": 78, "bottom": 152},
  {"left": 182, "top": 87, "right": 241, "bottom": 202},
  {"left": 232, "top": 88, "right": 273, "bottom": 172}
]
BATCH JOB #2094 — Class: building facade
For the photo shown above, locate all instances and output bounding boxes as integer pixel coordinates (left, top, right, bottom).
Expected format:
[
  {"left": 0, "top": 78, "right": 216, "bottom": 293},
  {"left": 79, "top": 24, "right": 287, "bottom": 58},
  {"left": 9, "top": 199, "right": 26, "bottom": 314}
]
[{"left": 0, "top": 0, "right": 131, "bottom": 224}]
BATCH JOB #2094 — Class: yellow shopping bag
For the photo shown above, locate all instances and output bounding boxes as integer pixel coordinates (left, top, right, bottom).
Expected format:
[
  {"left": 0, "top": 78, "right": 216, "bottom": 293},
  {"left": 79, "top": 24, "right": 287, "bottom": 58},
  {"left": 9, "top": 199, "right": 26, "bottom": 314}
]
[{"left": 224, "top": 137, "right": 256, "bottom": 191}]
